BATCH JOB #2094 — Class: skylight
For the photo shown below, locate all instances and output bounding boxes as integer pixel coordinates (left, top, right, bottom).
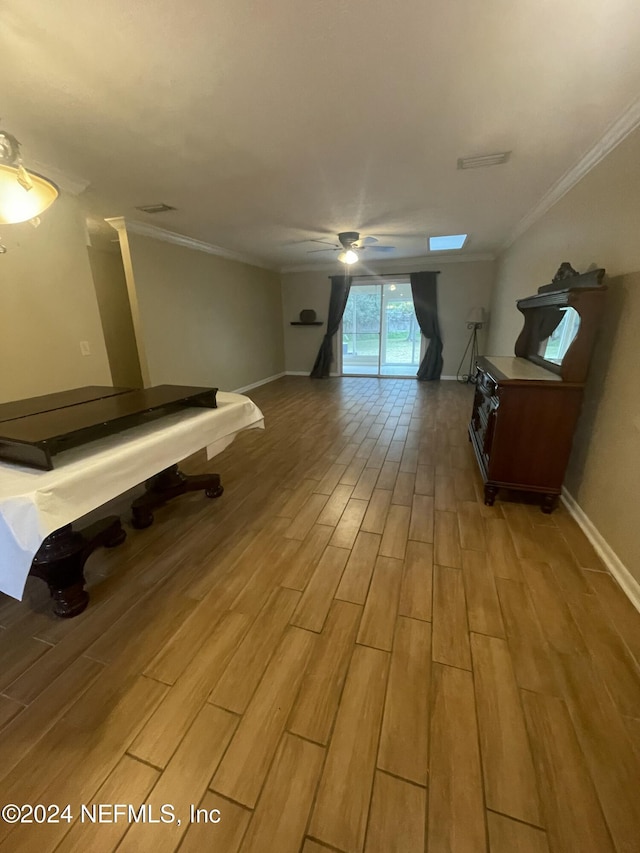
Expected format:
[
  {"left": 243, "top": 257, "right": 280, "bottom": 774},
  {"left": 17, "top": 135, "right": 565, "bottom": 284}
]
[{"left": 429, "top": 234, "right": 467, "bottom": 251}]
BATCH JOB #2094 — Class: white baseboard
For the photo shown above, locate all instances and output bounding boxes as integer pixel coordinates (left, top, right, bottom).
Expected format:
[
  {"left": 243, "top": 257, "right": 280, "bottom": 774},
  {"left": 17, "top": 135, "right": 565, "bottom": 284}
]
[
  {"left": 286, "top": 372, "right": 459, "bottom": 380},
  {"left": 233, "top": 372, "right": 286, "bottom": 393},
  {"left": 561, "top": 488, "right": 640, "bottom": 613},
  {"left": 285, "top": 371, "right": 341, "bottom": 377}
]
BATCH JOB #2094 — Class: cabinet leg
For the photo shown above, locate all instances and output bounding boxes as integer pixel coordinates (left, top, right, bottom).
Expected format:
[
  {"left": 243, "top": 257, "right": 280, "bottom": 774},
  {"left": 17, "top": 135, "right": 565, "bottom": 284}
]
[
  {"left": 484, "top": 485, "right": 498, "bottom": 506},
  {"left": 541, "top": 494, "right": 558, "bottom": 514}
]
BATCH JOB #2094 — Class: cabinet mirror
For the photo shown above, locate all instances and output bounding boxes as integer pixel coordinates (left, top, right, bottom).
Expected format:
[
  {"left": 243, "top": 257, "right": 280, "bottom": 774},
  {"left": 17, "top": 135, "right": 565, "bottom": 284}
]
[{"left": 538, "top": 306, "right": 581, "bottom": 365}]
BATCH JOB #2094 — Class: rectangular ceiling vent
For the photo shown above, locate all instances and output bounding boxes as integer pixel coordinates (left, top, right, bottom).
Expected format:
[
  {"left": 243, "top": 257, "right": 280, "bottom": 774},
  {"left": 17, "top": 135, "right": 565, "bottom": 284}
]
[
  {"left": 457, "top": 152, "right": 511, "bottom": 170},
  {"left": 135, "top": 203, "right": 177, "bottom": 214}
]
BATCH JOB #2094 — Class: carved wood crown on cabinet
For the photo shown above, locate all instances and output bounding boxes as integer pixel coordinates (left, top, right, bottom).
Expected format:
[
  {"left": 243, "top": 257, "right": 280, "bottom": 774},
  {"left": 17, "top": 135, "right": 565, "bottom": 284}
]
[{"left": 468, "top": 265, "right": 606, "bottom": 513}]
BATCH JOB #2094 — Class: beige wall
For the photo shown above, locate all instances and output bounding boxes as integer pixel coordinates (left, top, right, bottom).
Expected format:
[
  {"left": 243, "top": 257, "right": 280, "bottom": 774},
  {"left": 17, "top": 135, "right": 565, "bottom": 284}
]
[
  {"left": 121, "top": 232, "right": 285, "bottom": 391},
  {"left": 487, "top": 126, "right": 640, "bottom": 582},
  {"left": 281, "top": 259, "right": 496, "bottom": 376},
  {"left": 281, "top": 270, "right": 336, "bottom": 374},
  {"left": 0, "top": 194, "right": 112, "bottom": 403},
  {"left": 88, "top": 247, "right": 143, "bottom": 388}
]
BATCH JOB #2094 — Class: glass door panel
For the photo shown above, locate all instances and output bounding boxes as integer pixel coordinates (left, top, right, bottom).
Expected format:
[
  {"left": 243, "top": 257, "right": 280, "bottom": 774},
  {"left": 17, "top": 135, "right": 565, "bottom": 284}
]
[
  {"left": 380, "top": 282, "right": 421, "bottom": 376},
  {"left": 342, "top": 284, "right": 381, "bottom": 375}
]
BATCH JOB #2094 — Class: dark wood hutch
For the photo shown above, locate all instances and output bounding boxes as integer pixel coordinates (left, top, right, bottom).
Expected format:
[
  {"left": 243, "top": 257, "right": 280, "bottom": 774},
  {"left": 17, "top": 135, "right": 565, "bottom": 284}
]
[{"left": 468, "top": 264, "right": 606, "bottom": 512}]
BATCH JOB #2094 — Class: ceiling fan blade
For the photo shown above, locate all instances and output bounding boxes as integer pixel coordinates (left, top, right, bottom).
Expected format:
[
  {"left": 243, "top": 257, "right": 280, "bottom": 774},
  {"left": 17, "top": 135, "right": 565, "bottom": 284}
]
[
  {"left": 362, "top": 245, "right": 396, "bottom": 252},
  {"left": 285, "top": 237, "right": 338, "bottom": 247},
  {"left": 358, "top": 236, "right": 379, "bottom": 245},
  {"left": 307, "top": 247, "right": 339, "bottom": 254}
]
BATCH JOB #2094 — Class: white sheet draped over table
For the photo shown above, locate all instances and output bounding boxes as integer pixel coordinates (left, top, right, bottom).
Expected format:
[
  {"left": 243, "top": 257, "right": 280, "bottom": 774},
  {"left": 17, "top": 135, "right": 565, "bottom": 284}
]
[{"left": 0, "top": 391, "right": 264, "bottom": 600}]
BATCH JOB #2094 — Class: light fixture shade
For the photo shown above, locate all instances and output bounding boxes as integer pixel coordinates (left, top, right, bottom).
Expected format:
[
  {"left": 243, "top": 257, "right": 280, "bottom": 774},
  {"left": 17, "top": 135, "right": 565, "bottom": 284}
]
[
  {"left": 338, "top": 248, "right": 358, "bottom": 265},
  {"left": 0, "top": 163, "right": 59, "bottom": 225},
  {"left": 466, "top": 306, "right": 486, "bottom": 325}
]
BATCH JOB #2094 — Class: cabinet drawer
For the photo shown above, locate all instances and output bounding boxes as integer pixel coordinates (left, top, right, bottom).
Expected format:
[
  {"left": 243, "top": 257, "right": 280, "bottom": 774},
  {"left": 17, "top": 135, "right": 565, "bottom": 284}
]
[
  {"left": 472, "top": 387, "right": 496, "bottom": 431},
  {"left": 471, "top": 381, "right": 499, "bottom": 469},
  {"left": 476, "top": 368, "right": 497, "bottom": 397}
]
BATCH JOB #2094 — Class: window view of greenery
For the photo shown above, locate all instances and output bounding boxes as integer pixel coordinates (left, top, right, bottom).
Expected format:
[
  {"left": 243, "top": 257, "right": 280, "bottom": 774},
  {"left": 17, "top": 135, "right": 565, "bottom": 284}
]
[
  {"left": 342, "top": 282, "right": 421, "bottom": 376},
  {"left": 342, "top": 289, "right": 381, "bottom": 357}
]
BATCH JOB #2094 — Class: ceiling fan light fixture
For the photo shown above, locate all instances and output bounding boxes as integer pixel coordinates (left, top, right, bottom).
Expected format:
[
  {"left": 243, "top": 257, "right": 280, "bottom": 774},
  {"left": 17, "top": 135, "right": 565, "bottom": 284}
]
[
  {"left": 0, "top": 130, "right": 59, "bottom": 226},
  {"left": 338, "top": 248, "right": 359, "bottom": 265}
]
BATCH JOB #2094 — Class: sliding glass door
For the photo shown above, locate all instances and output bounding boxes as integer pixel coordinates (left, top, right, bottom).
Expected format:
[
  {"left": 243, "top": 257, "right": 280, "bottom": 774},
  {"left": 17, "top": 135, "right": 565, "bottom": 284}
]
[
  {"left": 341, "top": 280, "right": 422, "bottom": 376},
  {"left": 341, "top": 284, "right": 381, "bottom": 375}
]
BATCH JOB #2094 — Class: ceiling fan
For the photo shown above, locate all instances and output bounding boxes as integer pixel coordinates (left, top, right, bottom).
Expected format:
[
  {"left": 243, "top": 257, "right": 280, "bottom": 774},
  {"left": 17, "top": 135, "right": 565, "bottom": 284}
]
[{"left": 306, "top": 231, "right": 396, "bottom": 264}]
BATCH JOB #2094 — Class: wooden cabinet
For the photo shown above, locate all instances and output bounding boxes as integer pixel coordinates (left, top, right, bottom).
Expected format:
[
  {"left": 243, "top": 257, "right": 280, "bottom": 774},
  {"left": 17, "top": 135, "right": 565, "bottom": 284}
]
[{"left": 468, "top": 266, "right": 606, "bottom": 512}]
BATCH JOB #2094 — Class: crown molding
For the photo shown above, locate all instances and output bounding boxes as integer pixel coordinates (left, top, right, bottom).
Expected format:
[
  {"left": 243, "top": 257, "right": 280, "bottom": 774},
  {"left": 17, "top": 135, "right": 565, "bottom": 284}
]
[
  {"left": 279, "top": 251, "right": 496, "bottom": 274},
  {"left": 26, "top": 159, "right": 90, "bottom": 196},
  {"left": 504, "top": 95, "right": 640, "bottom": 250},
  {"left": 106, "top": 217, "right": 276, "bottom": 270}
]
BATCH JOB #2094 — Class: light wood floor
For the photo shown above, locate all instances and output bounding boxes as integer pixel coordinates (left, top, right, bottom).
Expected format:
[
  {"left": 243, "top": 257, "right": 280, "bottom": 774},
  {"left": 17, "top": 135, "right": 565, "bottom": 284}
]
[{"left": 1, "top": 376, "right": 640, "bottom": 853}]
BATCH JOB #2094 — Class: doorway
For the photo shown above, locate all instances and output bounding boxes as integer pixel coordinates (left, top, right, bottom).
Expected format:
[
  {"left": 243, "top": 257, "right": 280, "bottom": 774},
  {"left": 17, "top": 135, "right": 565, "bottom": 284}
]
[{"left": 341, "top": 280, "right": 422, "bottom": 377}]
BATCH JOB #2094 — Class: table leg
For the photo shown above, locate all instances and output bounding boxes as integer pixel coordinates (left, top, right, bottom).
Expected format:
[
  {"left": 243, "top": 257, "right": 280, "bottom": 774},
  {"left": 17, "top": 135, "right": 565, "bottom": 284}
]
[
  {"left": 30, "top": 518, "right": 126, "bottom": 618},
  {"left": 131, "top": 464, "right": 224, "bottom": 529}
]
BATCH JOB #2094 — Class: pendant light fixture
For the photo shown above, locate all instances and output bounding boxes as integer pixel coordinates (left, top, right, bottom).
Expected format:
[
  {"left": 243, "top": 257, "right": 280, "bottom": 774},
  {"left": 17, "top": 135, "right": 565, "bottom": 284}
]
[{"left": 0, "top": 129, "right": 59, "bottom": 226}]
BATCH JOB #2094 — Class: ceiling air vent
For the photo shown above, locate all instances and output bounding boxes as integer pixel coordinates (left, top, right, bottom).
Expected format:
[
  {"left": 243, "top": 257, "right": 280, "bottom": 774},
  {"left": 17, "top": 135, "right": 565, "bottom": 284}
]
[
  {"left": 135, "top": 203, "right": 177, "bottom": 214},
  {"left": 457, "top": 152, "right": 511, "bottom": 170}
]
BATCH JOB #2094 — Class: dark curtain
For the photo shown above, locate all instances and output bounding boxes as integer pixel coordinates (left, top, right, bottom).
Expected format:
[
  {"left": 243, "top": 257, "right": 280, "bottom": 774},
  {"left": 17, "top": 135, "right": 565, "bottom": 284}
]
[
  {"left": 410, "top": 271, "right": 443, "bottom": 381},
  {"left": 310, "top": 274, "right": 352, "bottom": 378},
  {"left": 520, "top": 306, "right": 565, "bottom": 356},
  {"left": 535, "top": 307, "right": 564, "bottom": 346}
]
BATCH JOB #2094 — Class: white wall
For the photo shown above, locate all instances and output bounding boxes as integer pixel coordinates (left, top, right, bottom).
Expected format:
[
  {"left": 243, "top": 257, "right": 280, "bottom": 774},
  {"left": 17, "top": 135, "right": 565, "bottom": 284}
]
[
  {"left": 0, "top": 194, "right": 112, "bottom": 403},
  {"left": 119, "top": 230, "right": 285, "bottom": 391},
  {"left": 487, "top": 125, "right": 640, "bottom": 584},
  {"left": 281, "top": 259, "right": 496, "bottom": 376}
]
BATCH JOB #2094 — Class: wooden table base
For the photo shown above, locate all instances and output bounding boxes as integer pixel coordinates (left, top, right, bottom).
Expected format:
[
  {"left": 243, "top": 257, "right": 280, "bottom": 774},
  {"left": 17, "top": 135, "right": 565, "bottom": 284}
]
[
  {"left": 30, "top": 518, "right": 126, "bottom": 618},
  {"left": 27, "top": 464, "right": 224, "bottom": 617},
  {"left": 130, "top": 464, "right": 224, "bottom": 529}
]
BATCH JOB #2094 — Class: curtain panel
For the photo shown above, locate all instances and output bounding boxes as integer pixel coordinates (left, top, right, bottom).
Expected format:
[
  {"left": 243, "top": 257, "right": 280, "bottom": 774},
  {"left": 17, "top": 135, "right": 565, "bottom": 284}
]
[
  {"left": 410, "top": 271, "right": 443, "bottom": 380},
  {"left": 310, "top": 274, "right": 352, "bottom": 378}
]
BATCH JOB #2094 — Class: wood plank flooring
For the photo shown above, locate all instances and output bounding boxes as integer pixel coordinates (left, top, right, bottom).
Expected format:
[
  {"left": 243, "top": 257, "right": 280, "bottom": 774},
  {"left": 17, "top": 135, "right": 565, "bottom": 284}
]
[{"left": 0, "top": 375, "right": 639, "bottom": 852}]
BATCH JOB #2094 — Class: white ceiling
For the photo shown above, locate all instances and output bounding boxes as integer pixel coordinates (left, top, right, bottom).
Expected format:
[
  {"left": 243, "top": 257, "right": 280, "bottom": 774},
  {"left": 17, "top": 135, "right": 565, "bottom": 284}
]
[{"left": 2, "top": 0, "right": 640, "bottom": 270}]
